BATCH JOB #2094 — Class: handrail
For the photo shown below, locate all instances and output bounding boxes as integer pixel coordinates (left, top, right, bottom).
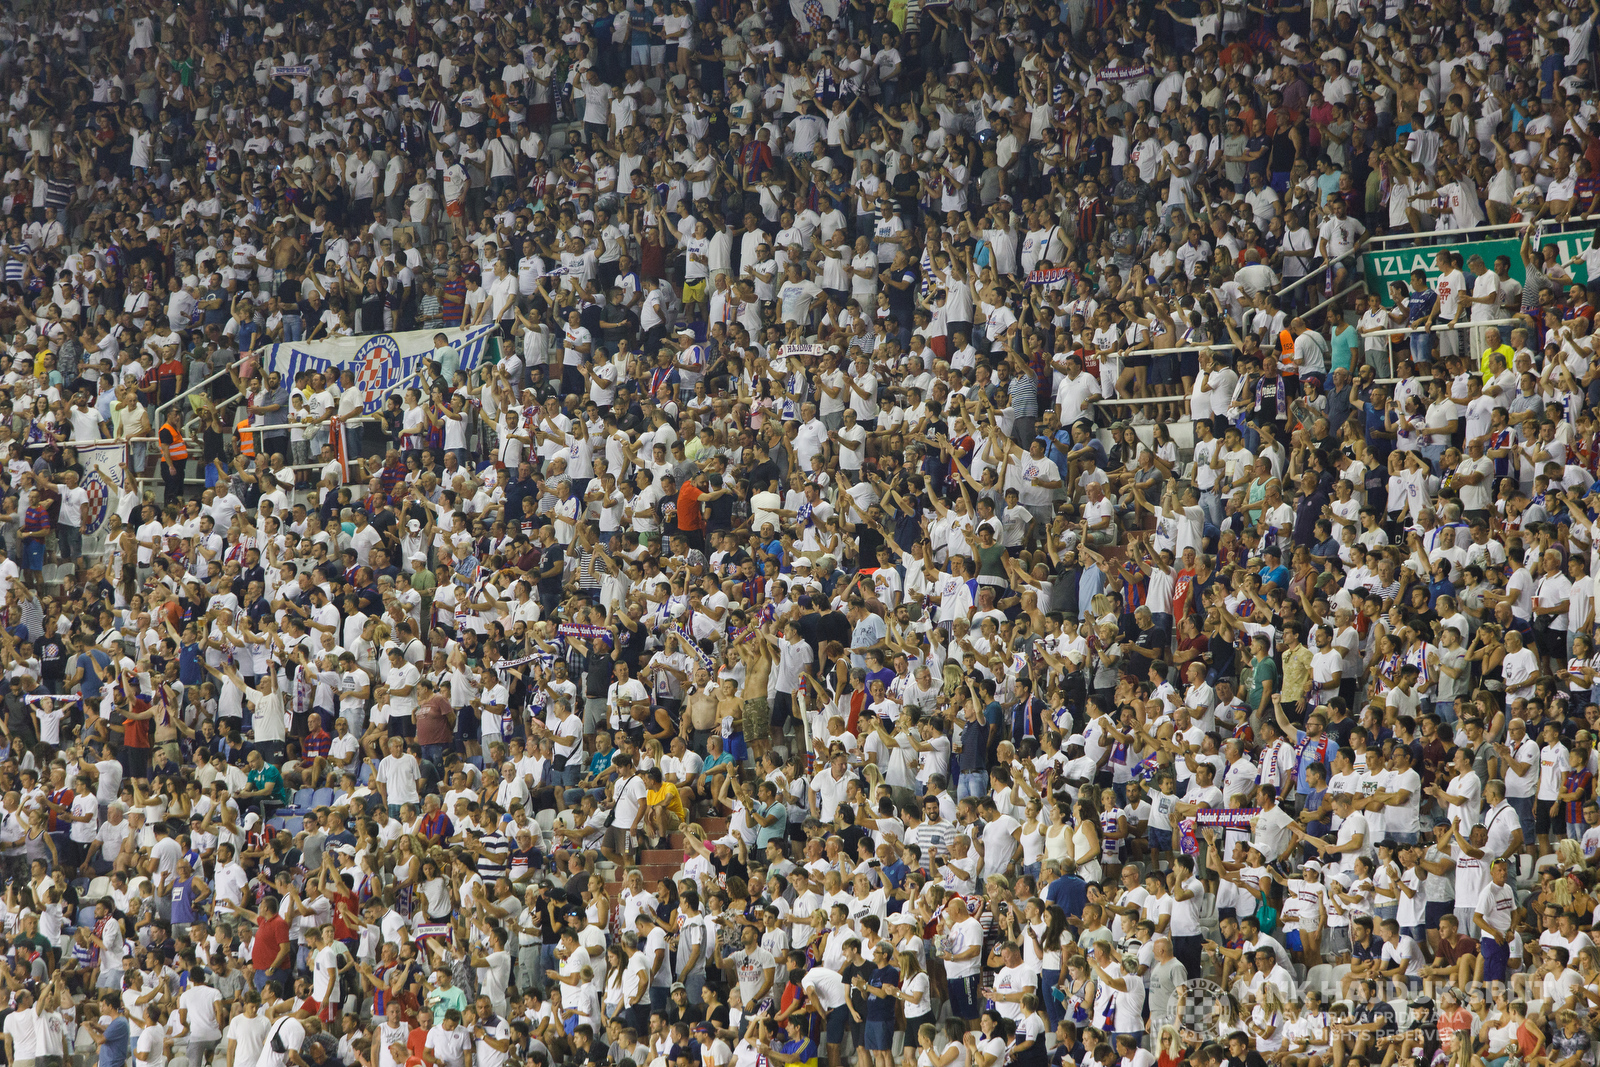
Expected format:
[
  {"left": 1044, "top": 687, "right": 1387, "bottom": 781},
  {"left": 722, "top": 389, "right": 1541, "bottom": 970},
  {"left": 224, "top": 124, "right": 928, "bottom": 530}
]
[
  {"left": 1276, "top": 248, "right": 1361, "bottom": 302},
  {"left": 152, "top": 365, "right": 237, "bottom": 425},
  {"left": 1357, "top": 316, "right": 1521, "bottom": 339},
  {"left": 1364, "top": 214, "right": 1600, "bottom": 248}
]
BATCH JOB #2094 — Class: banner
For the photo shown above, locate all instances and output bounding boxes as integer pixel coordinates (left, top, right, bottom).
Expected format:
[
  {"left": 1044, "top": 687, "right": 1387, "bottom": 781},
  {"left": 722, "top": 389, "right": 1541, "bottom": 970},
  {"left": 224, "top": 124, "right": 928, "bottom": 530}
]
[
  {"left": 254, "top": 324, "right": 500, "bottom": 416},
  {"left": 1362, "top": 229, "right": 1596, "bottom": 306},
  {"left": 78, "top": 442, "right": 128, "bottom": 562},
  {"left": 1179, "top": 807, "right": 1260, "bottom": 856},
  {"left": 271, "top": 65, "right": 311, "bottom": 77}
]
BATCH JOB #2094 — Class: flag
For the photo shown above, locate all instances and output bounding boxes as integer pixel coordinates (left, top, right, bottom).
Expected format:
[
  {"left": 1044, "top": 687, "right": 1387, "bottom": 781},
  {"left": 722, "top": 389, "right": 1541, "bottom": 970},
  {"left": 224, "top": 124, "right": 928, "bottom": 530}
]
[{"left": 1132, "top": 753, "right": 1161, "bottom": 782}]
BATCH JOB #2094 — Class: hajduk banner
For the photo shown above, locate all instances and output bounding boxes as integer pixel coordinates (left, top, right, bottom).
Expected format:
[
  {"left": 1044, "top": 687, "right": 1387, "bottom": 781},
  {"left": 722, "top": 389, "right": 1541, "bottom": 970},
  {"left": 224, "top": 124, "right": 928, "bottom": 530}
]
[
  {"left": 78, "top": 442, "right": 129, "bottom": 561},
  {"left": 254, "top": 323, "right": 500, "bottom": 416},
  {"left": 1179, "top": 807, "right": 1260, "bottom": 856}
]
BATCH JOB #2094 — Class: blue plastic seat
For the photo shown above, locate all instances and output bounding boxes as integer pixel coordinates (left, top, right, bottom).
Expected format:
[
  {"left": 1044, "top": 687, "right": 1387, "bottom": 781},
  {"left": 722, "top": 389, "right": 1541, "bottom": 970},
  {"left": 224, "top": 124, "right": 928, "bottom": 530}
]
[
  {"left": 357, "top": 762, "right": 374, "bottom": 785},
  {"left": 331, "top": 790, "right": 347, "bottom": 806},
  {"left": 266, "top": 816, "right": 286, "bottom": 832},
  {"left": 76, "top": 905, "right": 95, "bottom": 927},
  {"left": 283, "top": 816, "right": 303, "bottom": 834},
  {"left": 291, "top": 788, "right": 315, "bottom": 810},
  {"left": 466, "top": 756, "right": 484, "bottom": 770},
  {"left": 312, "top": 788, "right": 335, "bottom": 808}
]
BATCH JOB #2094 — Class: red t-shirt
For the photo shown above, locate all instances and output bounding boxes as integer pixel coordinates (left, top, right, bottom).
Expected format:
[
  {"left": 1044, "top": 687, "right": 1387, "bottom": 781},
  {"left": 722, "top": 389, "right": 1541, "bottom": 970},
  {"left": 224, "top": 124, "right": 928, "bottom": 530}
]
[
  {"left": 677, "top": 483, "right": 705, "bottom": 531},
  {"left": 252, "top": 914, "right": 289, "bottom": 970},
  {"left": 330, "top": 890, "right": 359, "bottom": 941},
  {"left": 123, "top": 699, "right": 152, "bottom": 749}
]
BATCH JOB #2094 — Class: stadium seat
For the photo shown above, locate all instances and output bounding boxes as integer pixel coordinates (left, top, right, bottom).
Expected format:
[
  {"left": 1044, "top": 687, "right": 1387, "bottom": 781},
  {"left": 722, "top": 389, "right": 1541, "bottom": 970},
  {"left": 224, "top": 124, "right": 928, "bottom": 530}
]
[
  {"left": 312, "top": 788, "right": 335, "bottom": 808},
  {"left": 86, "top": 876, "right": 112, "bottom": 900},
  {"left": 331, "top": 791, "right": 347, "bottom": 806},
  {"left": 536, "top": 808, "right": 557, "bottom": 849},
  {"left": 289, "top": 788, "right": 315, "bottom": 811},
  {"left": 357, "top": 762, "right": 373, "bottom": 785},
  {"left": 466, "top": 756, "right": 484, "bottom": 769},
  {"left": 284, "top": 816, "right": 303, "bottom": 834},
  {"left": 267, "top": 817, "right": 286, "bottom": 832},
  {"left": 1389, "top": 1001, "right": 1410, "bottom": 1029},
  {"left": 76, "top": 905, "right": 95, "bottom": 928},
  {"left": 1304, "top": 964, "right": 1335, "bottom": 997}
]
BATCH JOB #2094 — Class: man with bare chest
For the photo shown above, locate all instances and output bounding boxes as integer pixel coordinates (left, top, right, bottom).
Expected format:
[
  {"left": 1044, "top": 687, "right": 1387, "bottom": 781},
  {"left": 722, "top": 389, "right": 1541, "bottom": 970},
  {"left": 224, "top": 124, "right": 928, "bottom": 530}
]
[
  {"left": 738, "top": 634, "right": 773, "bottom": 764},
  {"left": 685, "top": 666, "right": 720, "bottom": 752}
]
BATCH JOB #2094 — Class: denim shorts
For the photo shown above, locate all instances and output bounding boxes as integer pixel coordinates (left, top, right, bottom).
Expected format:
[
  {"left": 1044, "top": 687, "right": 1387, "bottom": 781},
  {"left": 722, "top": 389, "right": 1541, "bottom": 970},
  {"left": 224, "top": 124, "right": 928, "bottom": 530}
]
[{"left": 1148, "top": 827, "right": 1172, "bottom": 852}]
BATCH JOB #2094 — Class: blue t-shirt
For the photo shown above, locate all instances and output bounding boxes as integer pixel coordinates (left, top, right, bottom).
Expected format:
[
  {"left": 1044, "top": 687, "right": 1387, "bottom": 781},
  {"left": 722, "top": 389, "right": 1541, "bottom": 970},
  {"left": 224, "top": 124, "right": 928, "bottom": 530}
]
[
  {"left": 1406, "top": 288, "right": 1437, "bottom": 326},
  {"left": 78, "top": 650, "right": 110, "bottom": 699},
  {"left": 99, "top": 1017, "right": 130, "bottom": 1067}
]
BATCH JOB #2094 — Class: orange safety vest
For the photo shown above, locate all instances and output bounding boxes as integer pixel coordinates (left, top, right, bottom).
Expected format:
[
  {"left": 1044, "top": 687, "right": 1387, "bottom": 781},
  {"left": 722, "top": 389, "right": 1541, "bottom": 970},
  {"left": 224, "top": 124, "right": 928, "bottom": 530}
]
[
  {"left": 236, "top": 420, "right": 255, "bottom": 457},
  {"left": 160, "top": 423, "right": 188, "bottom": 461},
  {"left": 1278, "top": 328, "right": 1298, "bottom": 377}
]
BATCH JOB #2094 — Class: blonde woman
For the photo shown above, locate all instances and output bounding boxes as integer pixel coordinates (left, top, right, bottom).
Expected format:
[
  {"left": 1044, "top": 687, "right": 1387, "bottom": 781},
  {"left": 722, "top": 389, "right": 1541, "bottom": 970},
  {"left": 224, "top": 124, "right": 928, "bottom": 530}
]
[
  {"left": 1250, "top": 983, "right": 1287, "bottom": 1054},
  {"left": 1156, "top": 1025, "right": 1185, "bottom": 1067}
]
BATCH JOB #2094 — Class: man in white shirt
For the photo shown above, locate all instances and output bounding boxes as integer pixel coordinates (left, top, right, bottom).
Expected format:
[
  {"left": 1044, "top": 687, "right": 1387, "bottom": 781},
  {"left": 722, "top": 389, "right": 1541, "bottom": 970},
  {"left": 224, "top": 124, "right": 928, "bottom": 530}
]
[{"left": 1473, "top": 857, "right": 1518, "bottom": 983}]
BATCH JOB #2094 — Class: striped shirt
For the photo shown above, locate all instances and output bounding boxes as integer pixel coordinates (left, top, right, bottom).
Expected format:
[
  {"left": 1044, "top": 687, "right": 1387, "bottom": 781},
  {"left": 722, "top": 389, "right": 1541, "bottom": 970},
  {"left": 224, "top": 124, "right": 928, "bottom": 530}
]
[
  {"left": 907, "top": 818, "right": 953, "bottom": 866},
  {"left": 1008, "top": 371, "right": 1038, "bottom": 418},
  {"left": 476, "top": 828, "right": 511, "bottom": 880}
]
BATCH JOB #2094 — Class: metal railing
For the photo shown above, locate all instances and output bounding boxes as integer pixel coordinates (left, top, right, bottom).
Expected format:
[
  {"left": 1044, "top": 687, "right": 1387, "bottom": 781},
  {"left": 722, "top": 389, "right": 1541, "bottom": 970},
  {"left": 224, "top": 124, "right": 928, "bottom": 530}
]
[
  {"left": 1364, "top": 213, "right": 1600, "bottom": 248},
  {"left": 1277, "top": 248, "right": 1362, "bottom": 302},
  {"left": 1357, "top": 316, "right": 1521, "bottom": 338}
]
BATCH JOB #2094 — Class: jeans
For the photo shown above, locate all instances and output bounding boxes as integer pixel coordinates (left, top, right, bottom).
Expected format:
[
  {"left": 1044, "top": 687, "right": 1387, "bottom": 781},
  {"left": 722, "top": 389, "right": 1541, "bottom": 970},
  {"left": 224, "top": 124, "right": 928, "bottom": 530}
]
[
  {"left": 282, "top": 314, "right": 304, "bottom": 343},
  {"left": 958, "top": 771, "right": 989, "bottom": 799},
  {"left": 1508, "top": 794, "right": 1536, "bottom": 844},
  {"left": 1408, "top": 330, "right": 1432, "bottom": 364},
  {"left": 1421, "top": 442, "right": 1447, "bottom": 473},
  {"left": 1434, "top": 699, "right": 1457, "bottom": 725},
  {"left": 421, "top": 742, "right": 449, "bottom": 765}
]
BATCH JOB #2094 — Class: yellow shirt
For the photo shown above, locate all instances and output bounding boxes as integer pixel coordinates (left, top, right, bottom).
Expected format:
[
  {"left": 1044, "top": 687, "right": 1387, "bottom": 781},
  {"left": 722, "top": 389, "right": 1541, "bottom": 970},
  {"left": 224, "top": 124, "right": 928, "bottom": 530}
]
[
  {"left": 647, "top": 783, "right": 685, "bottom": 820},
  {"left": 1280, "top": 643, "right": 1314, "bottom": 703}
]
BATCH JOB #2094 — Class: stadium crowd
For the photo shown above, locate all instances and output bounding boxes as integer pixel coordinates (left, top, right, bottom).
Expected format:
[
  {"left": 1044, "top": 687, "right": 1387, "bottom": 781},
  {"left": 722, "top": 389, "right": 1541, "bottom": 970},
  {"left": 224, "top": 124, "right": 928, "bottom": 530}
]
[{"left": 10, "top": 3, "right": 1600, "bottom": 1067}]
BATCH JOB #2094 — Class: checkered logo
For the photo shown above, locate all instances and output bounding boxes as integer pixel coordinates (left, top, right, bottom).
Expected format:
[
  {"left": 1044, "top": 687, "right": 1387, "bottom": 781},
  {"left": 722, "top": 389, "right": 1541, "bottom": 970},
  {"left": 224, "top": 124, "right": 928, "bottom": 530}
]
[
  {"left": 1172, "top": 977, "right": 1228, "bottom": 1040},
  {"left": 82, "top": 469, "right": 110, "bottom": 537},
  {"left": 350, "top": 334, "right": 404, "bottom": 414}
]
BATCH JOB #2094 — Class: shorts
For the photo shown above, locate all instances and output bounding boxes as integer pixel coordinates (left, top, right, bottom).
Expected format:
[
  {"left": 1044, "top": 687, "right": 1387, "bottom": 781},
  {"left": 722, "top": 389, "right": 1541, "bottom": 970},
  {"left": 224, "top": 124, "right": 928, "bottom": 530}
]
[
  {"left": 726, "top": 730, "right": 748, "bottom": 762},
  {"left": 864, "top": 1020, "right": 894, "bottom": 1051},
  {"left": 682, "top": 279, "right": 707, "bottom": 303},
  {"left": 603, "top": 824, "right": 634, "bottom": 857},
  {"left": 824, "top": 1004, "right": 851, "bottom": 1044},
  {"left": 1425, "top": 900, "right": 1453, "bottom": 928},
  {"left": 1149, "top": 353, "right": 1175, "bottom": 386},
  {"left": 1148, "top": 827, "right": 1171, "bottom": 852},
  {"left": 1323, "top": 925, "right": 1351, "bottom": 958},
  {"left": 1536, "top": 802, "right": 1566, "bottom": 836},
  {"left": 948, "top": 973, "right": 981, "bottom": 1020},
  {"left": 22, "top": 539, "right": 42, "bottom": 571},
  {"left": 300, "top": 995, "right": 334, "bottom": 1022},
  {"left": 1538, "top": 626, "right": 1568, "bottom": 660},
  {"left": 743, "top": 696, "right": 771, "bottom": 741},
  {"left": 1508, "top": 795, "right": 1536, "bottom": 843},
  {"left": 446, "top": 200, "right": 465, "bottom": 219},
  {"left": 1285, "top": 928, "right": 1304, "bottom": 952}
]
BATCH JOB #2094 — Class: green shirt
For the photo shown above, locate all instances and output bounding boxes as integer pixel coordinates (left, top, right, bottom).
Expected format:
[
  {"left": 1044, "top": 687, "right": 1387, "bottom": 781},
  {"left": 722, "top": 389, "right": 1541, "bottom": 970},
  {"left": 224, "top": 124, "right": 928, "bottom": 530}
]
[
  {"left": 1246, "top": 657, "right": 1279, "bottom": 711},
  {"left": 427, "top": 984, "right": 469, "bottom": 1025},
  {"left": 248, "top": 764, "right": 288, "bottom": 804}
]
